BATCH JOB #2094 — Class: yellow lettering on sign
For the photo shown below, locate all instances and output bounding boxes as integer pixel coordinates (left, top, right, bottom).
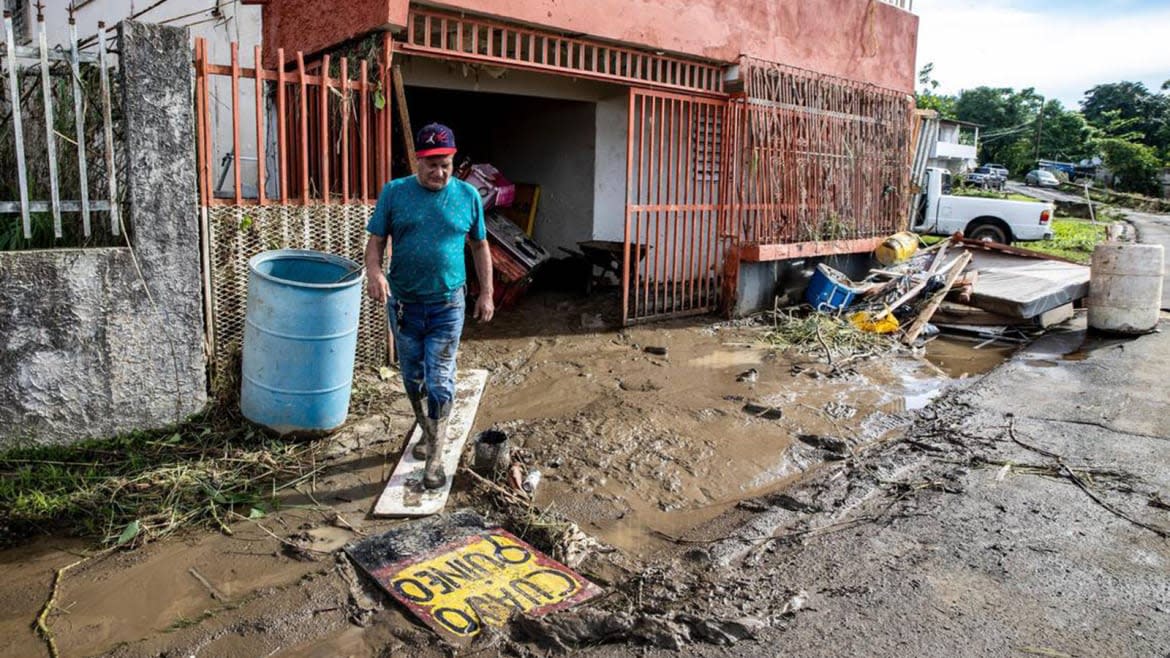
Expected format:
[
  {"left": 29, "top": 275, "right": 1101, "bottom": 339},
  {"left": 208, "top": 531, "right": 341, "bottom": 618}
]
[{"left": 388, "top": 533, "right": 584, "bottom": 637}]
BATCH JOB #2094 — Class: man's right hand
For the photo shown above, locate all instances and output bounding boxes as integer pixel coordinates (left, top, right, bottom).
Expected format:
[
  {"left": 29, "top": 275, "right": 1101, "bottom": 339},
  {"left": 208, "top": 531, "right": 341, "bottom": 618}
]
[{"left": 367, "top": 270, "right": 389, "bottom": 304}]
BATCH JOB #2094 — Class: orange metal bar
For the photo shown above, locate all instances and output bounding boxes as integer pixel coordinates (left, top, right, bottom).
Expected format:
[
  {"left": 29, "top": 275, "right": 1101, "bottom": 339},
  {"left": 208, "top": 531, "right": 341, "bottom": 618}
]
[
  {"left": 622, "top": 88, "right": 634, "bottom": 326},
  {"left": 297, "top": 51, "right": 309, "bottom": 204},
  {"left": 672, "top": 97, "right": 684, "bottom": 313},
  {"left": 230, "top": 43, "right": 242, "bottom": 205},
  {"left": 254, "top": 45, "right": 266, "bottom": 205},
  {"left": 653, "top": 94, "right": 664, "bottom": 315},
  {"left": 340, "top": 56, "right": 350, "bottom": 205},
  {"left": 741, "top": 238, "right": 886, "bottom": 262},
  {"left": 700, "top": 102, "right": 713, "bottom": 305},
  {"left": 360, "top": 59, "right": 369, "bottom": 203},
  {"left": 277, "top": 48, "right": 288, "bottom": 204},
  {"left": 205, "top": 62, "right": 332, "bottom": 83},
  {"left": 194, "top": 39, "right": 209, "bottom": 206},
  {"left": 684, "top": 100, "right": 697, "bottom": 309},
  {"left": 320, "top": 54, "right": 331, "bottom": 204}
]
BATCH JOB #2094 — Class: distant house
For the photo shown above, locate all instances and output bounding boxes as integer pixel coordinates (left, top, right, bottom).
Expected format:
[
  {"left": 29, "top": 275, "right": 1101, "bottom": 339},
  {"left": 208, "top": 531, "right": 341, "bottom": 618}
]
[{"left": 928, "top": 119, "right": 980, "bottom": 174}]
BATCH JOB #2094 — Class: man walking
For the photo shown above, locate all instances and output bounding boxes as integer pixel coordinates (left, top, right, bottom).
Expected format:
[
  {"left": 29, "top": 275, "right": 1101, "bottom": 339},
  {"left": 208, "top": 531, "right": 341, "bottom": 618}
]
[{"left": 364, "top": 123, "right": 494, "bottom": 489}]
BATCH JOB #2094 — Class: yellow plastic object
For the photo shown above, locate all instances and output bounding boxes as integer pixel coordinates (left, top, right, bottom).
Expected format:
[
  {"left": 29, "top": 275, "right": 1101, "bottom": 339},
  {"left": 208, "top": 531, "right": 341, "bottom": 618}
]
[
  {"left": 850, "top": 310, "right": 900, "bottom": 334},
  {"left": 874, "top": 231, "right": 919, "bottom": 266},
  {"left": 500, "top": 183, "right": 541, "bottom": 237}
]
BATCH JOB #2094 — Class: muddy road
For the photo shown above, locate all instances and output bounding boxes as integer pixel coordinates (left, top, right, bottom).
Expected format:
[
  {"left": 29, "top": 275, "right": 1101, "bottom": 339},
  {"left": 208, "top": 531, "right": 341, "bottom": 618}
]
[{"left": 0, "top": 290, "right": 1018, "bottom": 658}]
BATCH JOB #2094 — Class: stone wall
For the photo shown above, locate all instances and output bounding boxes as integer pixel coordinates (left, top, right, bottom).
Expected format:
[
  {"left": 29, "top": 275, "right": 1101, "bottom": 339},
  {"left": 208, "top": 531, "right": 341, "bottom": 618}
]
[{"left": 0, "top": 22, "right": 206, "bottom": 446}]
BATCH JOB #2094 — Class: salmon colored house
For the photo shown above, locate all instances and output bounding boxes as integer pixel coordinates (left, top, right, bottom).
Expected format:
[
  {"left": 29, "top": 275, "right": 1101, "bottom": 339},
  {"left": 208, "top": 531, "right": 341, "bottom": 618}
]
[{"left": 208, "top": 0, "right": 918, "bottom": 337}]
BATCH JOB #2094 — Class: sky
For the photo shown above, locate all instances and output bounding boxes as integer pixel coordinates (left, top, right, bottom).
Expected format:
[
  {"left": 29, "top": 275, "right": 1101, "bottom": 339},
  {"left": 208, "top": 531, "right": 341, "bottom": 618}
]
[{"left": 913, "top": 0, "right": 1170, "bottom": 110}]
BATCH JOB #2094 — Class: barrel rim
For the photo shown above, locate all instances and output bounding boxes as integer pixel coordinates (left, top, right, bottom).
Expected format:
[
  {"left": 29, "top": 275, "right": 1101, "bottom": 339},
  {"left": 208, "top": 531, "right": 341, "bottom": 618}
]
[{"left": 247, "top": 249, "right": 363, "bottom": 290}]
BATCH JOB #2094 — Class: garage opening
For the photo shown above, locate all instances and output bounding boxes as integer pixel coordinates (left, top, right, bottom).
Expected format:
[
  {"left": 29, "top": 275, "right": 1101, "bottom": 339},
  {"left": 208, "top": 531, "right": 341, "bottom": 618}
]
[{"left": 388, "top": 56, "right": 633, "bottom": 323}]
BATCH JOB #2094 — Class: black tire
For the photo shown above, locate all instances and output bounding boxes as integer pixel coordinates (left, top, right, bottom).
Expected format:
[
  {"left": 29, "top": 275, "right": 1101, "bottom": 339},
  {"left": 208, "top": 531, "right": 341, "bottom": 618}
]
[{"left": 967, "top": 220, "right": 1010, "bottom": 244}]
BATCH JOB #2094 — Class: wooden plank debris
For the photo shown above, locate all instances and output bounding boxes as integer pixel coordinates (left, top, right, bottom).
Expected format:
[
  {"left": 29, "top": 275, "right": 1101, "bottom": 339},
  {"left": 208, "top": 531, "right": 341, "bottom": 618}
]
[
  {"left": 373, "top": 369, "right": 488, "bottom": 518},
  {"left": 903, "top": 251, "right": 972, "bottom": 344}
]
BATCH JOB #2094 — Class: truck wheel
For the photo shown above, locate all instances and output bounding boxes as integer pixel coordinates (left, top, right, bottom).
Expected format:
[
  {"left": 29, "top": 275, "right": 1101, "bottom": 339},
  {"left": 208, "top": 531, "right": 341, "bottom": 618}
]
[{"left": 968, "top": 221, "right": 1010, "bottom": 244}]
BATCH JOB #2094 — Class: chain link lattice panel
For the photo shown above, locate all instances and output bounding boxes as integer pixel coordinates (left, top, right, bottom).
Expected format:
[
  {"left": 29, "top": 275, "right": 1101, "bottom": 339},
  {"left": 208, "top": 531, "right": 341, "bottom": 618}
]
[{"left": 206, "top": 204, "right": 386, "bottom": 387}]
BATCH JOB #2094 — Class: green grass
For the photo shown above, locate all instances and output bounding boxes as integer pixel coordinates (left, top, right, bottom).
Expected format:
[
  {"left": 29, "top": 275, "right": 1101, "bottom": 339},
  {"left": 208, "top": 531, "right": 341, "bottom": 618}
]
[
  {"left": 1025, "top": 218, "right": 1110, "bottom": 264},
  {"left": 0, "top": 409, "right": 321, "bottom": 548}
]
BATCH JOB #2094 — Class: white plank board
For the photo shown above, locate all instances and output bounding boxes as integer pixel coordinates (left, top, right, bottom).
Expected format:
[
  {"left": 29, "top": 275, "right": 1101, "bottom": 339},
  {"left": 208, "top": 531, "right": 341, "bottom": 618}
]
[{"left": 373, "top": 369, "right": 489, "bottom": 518}]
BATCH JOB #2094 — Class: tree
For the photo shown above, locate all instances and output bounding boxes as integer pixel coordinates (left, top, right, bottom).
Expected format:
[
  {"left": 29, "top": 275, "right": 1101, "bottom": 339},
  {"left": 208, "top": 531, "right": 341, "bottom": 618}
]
[
  {"left": 1095, "top": 138, "right": 1161, "bottom": 195},
  {"left": 1081, "top": 82, "right": 1170, "bottom": 157},
  {"left": 915, "top": 63, "right": 956, "bottom": 118},
  {"left": 1036, "top": 100, "right": 1093, "bottom": 163},
  {"left": 954, "top": 87, "right": 1043, "bottom": 165}
]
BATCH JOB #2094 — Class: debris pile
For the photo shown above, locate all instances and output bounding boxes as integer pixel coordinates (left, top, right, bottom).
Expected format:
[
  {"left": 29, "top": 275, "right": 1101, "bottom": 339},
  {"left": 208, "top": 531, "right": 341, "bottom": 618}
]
[{"left": 782, "top": 232, "right": 1091, "bottom": 352}]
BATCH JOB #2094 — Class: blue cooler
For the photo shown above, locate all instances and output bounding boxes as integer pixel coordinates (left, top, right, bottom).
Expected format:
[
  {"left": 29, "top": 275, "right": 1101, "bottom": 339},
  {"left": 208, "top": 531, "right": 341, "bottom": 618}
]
[{"left": 805, "top": 264, "right": 861, "bottom": 312}]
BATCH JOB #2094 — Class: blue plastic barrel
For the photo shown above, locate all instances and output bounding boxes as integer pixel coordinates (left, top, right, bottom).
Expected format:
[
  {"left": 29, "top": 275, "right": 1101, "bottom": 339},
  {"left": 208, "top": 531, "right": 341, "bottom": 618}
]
[
  {"left": 805, "top": 264, "right": 861, "bottom": 312},
  {"left": 240, "top": 249, "right": 363, "bottom": 433}
]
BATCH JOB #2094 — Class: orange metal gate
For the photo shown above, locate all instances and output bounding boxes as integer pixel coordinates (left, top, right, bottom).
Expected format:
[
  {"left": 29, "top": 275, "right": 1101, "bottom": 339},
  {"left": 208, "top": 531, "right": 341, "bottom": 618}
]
[{"left": 623, "top": 89, "right": 732, "bottom": 325}]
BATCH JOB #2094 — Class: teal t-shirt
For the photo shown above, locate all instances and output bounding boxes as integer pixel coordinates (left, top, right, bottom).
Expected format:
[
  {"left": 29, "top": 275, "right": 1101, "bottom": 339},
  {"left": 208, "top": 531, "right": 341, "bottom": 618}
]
[{"left": 367, "top": 176, "right": 486, "bottom": 303}]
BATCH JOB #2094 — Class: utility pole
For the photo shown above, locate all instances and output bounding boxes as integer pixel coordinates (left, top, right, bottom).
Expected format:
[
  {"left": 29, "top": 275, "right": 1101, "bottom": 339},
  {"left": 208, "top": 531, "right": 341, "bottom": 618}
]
[{"left": 1033, "top": 96, "right": 1045, "bottom": 163}]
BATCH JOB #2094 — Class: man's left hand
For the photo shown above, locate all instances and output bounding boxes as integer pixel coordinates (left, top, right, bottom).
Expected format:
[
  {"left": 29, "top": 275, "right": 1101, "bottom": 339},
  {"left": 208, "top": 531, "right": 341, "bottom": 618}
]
[{"left": 474, "top": 292, "right": 495, "bottom": 322}]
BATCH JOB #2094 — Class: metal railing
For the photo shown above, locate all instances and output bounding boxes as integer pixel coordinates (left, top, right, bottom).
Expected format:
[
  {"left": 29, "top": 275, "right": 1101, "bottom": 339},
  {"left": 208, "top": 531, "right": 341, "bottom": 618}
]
[
  {"left": 1, "top": 6, "right": 120, "bottom": 242},
  {"left": 194, "top": 35, "right": 393, "bottom": 207},
  {"left": 400, "top": 8, "right": 725, "bottom": 96},
  {"left": 729, "top": 57, "right": 914, "bottom": 253},
  {"left": 879, "top": 0, "right": 914, "bottom": 11}
]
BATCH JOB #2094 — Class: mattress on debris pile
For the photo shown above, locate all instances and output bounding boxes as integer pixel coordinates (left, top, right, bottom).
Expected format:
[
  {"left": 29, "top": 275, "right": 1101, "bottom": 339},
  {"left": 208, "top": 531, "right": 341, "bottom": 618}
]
[{"left": 965, "top": 250, "right": 1090, "bottom": 320}]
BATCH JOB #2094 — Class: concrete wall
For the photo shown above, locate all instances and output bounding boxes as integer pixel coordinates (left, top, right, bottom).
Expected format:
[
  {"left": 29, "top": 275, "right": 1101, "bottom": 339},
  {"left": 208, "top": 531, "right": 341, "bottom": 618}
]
[
  {"left": 593, "top": 94, "right": 629, "bottom": 243},
  {"left": 490, "top": 100, "right": 596, "bottom": 254},
  {"left": 734, "top": 254, "right": 871, "bottom": 317},
  {"left": 399, "top": 55, "right": 621, "bottom": 102},
  {"left": 0, "top": 22, "right": 206, "bottom": 446},
  {"left": 264, "top": 0, "right": 918, "bottom": 93}
]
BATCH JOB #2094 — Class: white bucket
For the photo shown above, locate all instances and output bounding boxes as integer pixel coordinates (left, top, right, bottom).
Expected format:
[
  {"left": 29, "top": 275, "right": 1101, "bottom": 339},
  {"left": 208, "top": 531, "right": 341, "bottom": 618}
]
[{"left": 1087, "top": 242, "right": 1164, "bottom": 334}]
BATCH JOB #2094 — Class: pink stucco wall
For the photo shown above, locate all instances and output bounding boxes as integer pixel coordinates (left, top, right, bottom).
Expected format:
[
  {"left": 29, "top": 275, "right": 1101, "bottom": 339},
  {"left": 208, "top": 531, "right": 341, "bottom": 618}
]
[
  {"left": 263, "top": 0, "right": 918, "bottom": 93},
  {"left": 260, "top": 0, "right": 404, "bottom": 67}
]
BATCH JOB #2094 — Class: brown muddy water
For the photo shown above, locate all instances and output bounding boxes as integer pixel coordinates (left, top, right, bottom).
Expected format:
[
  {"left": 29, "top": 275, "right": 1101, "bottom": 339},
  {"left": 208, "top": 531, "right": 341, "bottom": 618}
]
[{"left": 0, "top": 293, "right": 1015, "bottom": 658}]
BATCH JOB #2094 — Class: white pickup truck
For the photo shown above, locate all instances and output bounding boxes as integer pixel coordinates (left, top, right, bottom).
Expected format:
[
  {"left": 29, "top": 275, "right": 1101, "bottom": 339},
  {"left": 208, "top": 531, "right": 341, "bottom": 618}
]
[{"left": 912, "top": 167, "right": 1054, "bottom": 244}]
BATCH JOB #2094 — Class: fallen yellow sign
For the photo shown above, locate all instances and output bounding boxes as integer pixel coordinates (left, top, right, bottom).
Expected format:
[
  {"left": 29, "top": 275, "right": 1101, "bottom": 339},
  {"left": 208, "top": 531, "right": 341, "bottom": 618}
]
[{"left": 366, "top": 528, "right": 602, "bottom": 643}]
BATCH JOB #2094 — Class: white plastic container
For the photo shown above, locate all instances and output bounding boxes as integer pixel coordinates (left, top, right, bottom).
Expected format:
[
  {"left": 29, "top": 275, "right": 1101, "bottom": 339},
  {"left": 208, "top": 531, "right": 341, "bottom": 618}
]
[{"left": 1087, "top": 243, "right": 1164, "bottom": 334}]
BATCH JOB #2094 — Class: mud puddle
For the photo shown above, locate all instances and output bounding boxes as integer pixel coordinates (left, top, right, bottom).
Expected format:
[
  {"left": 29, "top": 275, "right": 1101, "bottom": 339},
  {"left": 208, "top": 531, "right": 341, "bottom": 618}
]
[
  {"left": 460, "top": 293, "right": 978, "bottom": 557},
  {"left": 0, "top": 292, "right": 1009, "bottom": 658},
  {"left": 924, "top": 335, "right": 1016, "bottom": 379}
]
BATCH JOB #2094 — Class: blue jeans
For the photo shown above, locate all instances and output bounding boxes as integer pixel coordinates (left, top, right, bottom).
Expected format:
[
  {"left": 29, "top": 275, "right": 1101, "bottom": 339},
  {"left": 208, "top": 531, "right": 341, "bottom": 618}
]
[{"left": 387, "top": 288, "right": 466, "bottom": 420}]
